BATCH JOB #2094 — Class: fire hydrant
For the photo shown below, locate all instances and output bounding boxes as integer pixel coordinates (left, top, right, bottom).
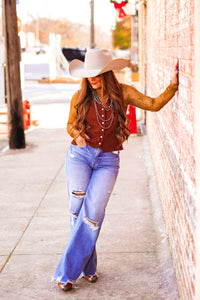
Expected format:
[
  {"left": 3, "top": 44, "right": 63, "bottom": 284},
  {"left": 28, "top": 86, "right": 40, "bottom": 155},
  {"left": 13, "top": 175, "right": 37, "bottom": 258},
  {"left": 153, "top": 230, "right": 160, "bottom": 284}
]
[
  {"left": 23, "top": 99, "right": 31, "bottom": 129},
  {"left": 126, "top": 105, "right": 137, "bottom": 134}
]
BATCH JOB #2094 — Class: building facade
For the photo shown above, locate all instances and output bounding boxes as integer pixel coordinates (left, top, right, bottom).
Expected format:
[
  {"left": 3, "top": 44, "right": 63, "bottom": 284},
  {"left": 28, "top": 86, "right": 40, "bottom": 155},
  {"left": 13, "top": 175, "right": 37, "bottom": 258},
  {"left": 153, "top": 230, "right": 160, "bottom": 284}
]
[{"left": 137, "top": 0, "right": 199, "bottom": 299}]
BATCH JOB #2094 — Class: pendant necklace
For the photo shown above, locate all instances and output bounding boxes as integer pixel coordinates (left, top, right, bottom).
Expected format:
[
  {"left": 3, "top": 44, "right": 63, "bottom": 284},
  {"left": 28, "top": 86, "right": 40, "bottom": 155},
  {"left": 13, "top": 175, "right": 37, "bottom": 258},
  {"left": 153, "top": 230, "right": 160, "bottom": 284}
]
[{"left": 92, "top": 90, "right": 114, "bottom": 130}]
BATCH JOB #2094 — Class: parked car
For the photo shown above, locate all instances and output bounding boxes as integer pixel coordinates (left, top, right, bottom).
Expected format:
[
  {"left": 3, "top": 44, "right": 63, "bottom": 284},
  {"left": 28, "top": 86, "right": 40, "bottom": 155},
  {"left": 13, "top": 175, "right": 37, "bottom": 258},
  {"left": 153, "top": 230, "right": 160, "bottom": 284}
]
[{"left": 61, "top": 47, "right": 86, "bottom": 62}]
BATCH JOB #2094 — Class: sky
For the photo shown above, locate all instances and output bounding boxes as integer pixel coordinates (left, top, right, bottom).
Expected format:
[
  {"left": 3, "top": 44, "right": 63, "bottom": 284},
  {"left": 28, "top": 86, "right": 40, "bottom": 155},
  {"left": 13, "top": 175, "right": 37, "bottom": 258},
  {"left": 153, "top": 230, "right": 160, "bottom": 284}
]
[{"left": 17, "top": 0, "right": 118, "bottom": 33}]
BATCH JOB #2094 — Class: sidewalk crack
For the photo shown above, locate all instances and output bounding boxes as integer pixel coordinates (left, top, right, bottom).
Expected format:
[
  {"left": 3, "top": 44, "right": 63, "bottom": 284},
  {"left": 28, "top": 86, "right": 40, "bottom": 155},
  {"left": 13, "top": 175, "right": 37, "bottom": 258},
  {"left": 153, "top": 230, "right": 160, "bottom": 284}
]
[{"left": 0, "top": 162, "right": 64, "bottom": 273}]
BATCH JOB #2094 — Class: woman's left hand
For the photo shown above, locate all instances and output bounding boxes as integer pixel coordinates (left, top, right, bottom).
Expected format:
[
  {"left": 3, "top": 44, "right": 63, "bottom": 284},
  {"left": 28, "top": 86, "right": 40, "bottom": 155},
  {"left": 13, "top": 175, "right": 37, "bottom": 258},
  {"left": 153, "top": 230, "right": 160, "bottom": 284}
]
[{"left": 171, "top": 60, "right": 179, "bottom": 85}]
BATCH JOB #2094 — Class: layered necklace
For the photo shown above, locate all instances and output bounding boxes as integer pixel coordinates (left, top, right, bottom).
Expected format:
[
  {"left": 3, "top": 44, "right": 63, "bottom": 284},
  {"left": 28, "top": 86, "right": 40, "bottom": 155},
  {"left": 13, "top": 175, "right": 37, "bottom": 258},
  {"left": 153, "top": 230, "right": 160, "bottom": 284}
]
[{"left": 92, "top": 90, "right": 114, "bottom": 130}]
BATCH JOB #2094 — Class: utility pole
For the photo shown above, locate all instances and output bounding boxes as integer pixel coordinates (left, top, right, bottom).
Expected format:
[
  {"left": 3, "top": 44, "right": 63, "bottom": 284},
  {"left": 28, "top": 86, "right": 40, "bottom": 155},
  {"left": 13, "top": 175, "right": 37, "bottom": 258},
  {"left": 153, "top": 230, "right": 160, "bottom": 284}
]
[
  {"left": 90, "top": 0, "right": 95, "bottom": 48},
  {"left": 3, "top": 0, "right": 25, "bottom": 149}
]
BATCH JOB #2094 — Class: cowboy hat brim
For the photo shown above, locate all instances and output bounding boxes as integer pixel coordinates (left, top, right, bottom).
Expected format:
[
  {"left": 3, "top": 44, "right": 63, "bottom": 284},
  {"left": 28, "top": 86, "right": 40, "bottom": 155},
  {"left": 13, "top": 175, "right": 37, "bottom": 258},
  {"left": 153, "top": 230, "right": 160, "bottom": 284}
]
[{"left": 69, "top": 58, "right": 130, "bottom": 78}]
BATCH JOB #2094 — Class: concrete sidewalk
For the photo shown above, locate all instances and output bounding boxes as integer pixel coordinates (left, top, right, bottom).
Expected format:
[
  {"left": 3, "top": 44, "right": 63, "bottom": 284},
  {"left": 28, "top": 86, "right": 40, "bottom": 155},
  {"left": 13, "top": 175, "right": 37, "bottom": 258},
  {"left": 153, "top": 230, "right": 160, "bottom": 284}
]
[{"left": 0, "top": 120, "right": 179, "bottom": 299}]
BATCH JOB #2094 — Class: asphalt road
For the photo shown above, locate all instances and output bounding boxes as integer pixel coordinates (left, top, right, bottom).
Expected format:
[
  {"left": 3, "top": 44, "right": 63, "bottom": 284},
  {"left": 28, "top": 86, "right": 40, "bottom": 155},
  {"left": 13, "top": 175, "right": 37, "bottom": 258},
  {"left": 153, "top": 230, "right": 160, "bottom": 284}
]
[
  {"left": 0, "top": 52, "right": 79, "bottom": 152},
  {"left": 22, "top": 51, "right": 68, "bottom": 81},
  {"left": 22, "top": 52, "right": 50, "bottom": 81},
  {"left": 22, "top": 81, "right": 79, "bottom": 105}
]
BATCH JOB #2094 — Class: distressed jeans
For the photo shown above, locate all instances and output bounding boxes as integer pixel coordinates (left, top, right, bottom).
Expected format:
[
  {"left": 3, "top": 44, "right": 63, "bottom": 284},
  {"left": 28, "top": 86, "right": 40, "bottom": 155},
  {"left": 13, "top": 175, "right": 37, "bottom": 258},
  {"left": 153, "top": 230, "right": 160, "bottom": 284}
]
[{"left": 53, "top": 144, "right": 120, "bottom": 284}]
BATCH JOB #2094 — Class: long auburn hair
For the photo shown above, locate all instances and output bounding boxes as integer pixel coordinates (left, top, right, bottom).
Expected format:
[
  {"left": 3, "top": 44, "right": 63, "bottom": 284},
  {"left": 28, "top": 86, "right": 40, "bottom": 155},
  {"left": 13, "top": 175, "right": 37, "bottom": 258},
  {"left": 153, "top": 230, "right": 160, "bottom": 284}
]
[{"left": 72, "top": 70, "right": 130, "bottom": 144}]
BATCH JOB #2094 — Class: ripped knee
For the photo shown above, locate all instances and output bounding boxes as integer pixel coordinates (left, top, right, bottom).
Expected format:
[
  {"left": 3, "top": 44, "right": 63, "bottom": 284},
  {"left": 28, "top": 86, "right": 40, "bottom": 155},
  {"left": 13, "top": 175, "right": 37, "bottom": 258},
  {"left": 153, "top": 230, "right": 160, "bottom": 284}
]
[
  {"left": 72, "top": 190, "right": 86, "bottom": 198},
  {"left": 83, "top": 216, "right": 99, "bottom": 231}
]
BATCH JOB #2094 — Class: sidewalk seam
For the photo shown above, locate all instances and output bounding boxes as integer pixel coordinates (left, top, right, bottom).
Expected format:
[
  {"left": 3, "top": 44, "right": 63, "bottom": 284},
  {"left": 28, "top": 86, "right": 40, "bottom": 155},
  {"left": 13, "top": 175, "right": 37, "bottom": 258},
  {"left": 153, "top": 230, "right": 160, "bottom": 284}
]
[{"left": 0, "top": 161, "right": 65, "bottom": 274}]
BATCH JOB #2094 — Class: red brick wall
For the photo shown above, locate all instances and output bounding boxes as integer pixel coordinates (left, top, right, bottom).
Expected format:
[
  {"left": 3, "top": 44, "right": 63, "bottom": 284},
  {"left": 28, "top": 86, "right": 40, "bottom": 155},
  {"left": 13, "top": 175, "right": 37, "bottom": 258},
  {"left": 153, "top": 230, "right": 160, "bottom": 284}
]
[{"left": 144, "top": 0, "right": 195, "bottom": 299}]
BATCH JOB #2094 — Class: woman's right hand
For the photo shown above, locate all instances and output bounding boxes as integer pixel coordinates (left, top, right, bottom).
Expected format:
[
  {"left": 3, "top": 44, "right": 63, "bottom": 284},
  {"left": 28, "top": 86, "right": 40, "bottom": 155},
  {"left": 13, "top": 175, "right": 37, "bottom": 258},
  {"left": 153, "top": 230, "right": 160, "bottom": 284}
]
[
  {"left": 75, "top": 134, "right": 90, "bottom": 147},
  {"left": 171, "top": 60, "right": 179, "bottom": 85}
]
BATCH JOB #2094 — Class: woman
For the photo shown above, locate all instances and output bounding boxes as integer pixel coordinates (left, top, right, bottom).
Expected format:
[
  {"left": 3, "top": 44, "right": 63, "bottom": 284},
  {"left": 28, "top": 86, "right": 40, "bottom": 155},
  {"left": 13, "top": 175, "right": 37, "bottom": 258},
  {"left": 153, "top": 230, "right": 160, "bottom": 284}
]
[{"left": 53, "top": 49, "right": 179, "bottom": 291}]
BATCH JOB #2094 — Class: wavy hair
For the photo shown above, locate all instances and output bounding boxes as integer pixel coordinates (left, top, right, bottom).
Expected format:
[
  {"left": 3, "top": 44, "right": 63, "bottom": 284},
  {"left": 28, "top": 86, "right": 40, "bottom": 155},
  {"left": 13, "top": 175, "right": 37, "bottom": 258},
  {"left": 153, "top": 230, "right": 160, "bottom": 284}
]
[{"left": 72, "top": 71, "right": 130, "bottom": 144}]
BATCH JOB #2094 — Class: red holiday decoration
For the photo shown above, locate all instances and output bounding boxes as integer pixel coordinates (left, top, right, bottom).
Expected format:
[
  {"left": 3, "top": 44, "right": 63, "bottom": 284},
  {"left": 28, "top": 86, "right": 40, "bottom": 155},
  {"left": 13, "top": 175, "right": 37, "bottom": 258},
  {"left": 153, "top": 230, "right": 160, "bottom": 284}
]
[{"left": 110, "top": 0, "right": 128, "bottom": 18}]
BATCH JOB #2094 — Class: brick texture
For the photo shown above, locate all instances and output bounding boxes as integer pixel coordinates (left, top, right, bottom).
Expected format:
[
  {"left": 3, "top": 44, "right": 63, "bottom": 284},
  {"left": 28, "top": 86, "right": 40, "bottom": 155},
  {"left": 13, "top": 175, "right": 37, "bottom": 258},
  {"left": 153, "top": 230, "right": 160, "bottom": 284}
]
[{"left": 144, "top": 0, "right": 195, "bottom": 299}]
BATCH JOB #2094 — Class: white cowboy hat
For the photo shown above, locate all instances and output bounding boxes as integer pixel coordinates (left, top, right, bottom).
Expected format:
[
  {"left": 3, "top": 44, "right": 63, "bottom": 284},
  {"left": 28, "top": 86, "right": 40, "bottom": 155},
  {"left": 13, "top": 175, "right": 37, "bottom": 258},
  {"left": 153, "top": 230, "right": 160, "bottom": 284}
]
[{"left": 69, "top": 48, "right": 129, "bottom": 78}]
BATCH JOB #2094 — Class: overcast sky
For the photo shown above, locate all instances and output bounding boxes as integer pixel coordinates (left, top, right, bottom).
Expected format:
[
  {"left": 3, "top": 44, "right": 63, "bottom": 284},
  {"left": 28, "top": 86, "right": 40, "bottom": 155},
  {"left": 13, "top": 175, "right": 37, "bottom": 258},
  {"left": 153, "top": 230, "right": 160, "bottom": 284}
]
[{"left": 17, "top": 0, "right": 117, "bottom": 33}]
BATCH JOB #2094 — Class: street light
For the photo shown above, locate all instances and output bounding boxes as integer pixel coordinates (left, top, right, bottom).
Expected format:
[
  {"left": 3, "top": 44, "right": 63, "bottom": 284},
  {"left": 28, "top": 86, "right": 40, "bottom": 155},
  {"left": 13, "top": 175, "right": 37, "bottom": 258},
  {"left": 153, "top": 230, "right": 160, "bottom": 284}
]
[{"left": 90, "top": 0, "right": 95, "bottom": 48}]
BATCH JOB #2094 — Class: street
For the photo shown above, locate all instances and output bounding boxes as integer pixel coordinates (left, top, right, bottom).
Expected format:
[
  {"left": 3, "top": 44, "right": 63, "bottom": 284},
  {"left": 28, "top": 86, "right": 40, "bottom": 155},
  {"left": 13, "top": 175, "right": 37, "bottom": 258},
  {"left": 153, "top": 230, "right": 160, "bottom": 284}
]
[
  {"left": 0, "top": 52, "right": 80, "bottom": 152},
  {"left": 0, "top": 81, "right": 79, "bottom": 152},
  {"left": 22, "top": 52, "right": 50, "bottom": 81},
  {"left": 22, "top": 52, "right": 79, "bottom": 129},
  {"left": 22, "top": 82, "right": 79, "bottom": 105},
  {"left": 22, "top": 80, "right": 79, "bottom": 128}
]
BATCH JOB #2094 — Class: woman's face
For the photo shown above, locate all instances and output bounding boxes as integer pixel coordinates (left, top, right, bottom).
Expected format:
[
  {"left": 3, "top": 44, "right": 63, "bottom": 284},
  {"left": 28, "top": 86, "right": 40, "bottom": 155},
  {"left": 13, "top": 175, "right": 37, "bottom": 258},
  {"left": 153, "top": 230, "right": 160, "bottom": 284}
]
[{"left": 87, "top": 75, "right": 102, "bottom": 90}]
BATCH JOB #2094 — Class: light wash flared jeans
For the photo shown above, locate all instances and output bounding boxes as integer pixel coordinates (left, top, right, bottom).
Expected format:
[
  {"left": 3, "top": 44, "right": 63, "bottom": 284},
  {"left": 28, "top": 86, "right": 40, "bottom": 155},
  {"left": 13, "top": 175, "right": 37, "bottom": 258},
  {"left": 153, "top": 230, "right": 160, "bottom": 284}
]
[{"left": 53, "top": 144, "right": 120, "bottom": 284}]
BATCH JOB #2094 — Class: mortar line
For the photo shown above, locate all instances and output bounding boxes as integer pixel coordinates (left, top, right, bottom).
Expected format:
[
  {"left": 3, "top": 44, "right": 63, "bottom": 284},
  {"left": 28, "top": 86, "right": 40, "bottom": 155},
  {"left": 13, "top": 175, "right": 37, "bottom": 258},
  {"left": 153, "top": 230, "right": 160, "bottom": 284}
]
[{"left": 0, "top": 161, "right": 65, "bottom": 274}]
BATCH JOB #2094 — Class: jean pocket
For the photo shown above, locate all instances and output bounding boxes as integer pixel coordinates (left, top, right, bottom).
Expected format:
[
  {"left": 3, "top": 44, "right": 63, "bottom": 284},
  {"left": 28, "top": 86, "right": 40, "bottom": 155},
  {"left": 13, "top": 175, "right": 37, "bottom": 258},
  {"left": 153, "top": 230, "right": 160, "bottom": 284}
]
[
  {"left": 71, "top": 144, "right": 88, "bottom": 157},
  {"left": 72, "top": 144, "right": 87, "bottom": 149}
]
